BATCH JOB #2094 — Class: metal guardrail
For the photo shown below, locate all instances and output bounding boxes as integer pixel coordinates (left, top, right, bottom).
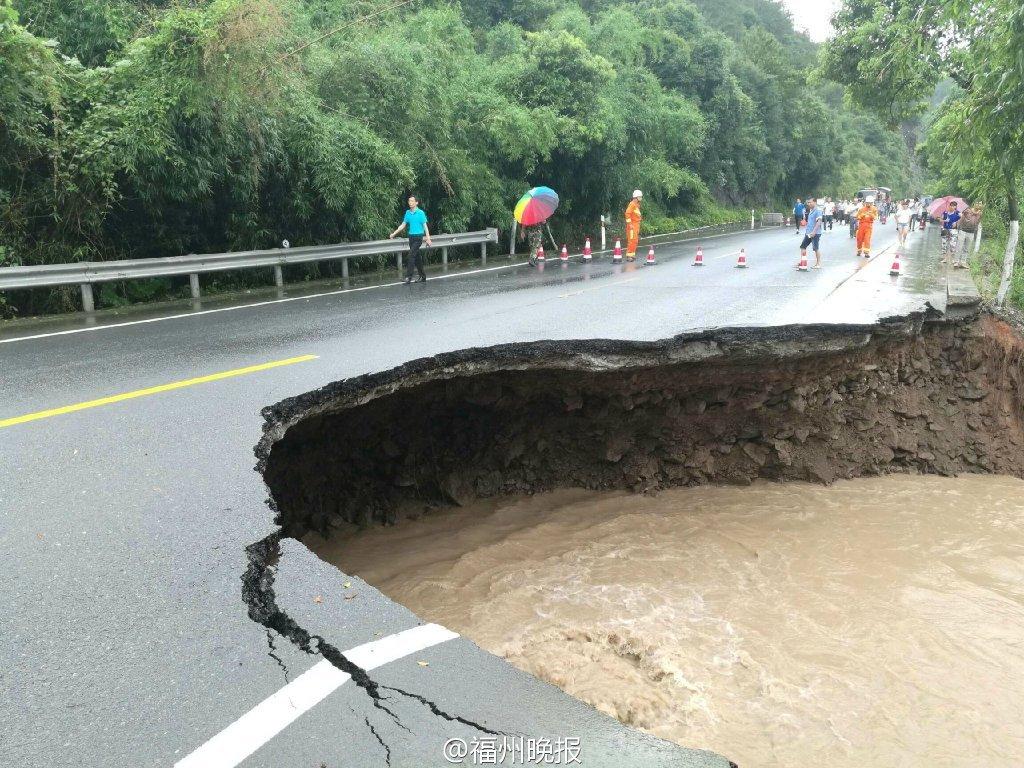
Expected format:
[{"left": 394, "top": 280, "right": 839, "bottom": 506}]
[
  {"left": 0, "top": 229, "right": 499, "bottom": 311},
  {"left": 605, "top": 213, "right": 784, "bottom": 247},
  {"left": 640, "top": 219, "right": 761, "bottom": 244}
]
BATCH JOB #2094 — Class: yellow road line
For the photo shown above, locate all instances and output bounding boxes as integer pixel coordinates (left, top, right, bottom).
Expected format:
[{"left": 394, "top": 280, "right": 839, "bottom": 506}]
[{"left": 1, "top": 354, "right": 318, "bottom": 429}]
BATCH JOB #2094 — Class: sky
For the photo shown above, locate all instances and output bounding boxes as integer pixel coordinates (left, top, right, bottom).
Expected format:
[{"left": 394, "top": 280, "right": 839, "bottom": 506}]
[{"left": 780, "top": 0, "right": 842, "bottom": 42}]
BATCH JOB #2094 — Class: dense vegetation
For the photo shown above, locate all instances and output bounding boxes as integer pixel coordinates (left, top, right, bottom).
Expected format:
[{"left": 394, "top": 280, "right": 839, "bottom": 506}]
[
  {"left": 824, "top": 0, "right": 1024, "bottom": 308},
  {"left": 1, "top": 0, "right": 912, "bottom": 315}
]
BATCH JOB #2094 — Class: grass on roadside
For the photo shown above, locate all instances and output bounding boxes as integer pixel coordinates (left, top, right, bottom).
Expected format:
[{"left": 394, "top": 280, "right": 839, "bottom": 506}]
[{"left": 967, "top": 219, "right": 1024, "bottom": 308}]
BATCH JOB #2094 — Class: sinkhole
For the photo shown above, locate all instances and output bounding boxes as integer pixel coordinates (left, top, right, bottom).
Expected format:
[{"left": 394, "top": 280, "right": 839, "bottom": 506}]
[{"left": 250, "top": 310, "right": 1024, "bottom": 767}]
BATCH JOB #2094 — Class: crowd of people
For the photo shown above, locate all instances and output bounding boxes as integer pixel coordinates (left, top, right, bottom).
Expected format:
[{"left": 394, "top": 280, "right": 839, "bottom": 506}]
[
  {"left": 793, "top": 197, "right": 890, "bottom": 232},
  {"left": 793, "top": 195, "right": 889, "bottom": 268},
  {"left": 792, "top": 194, "right": 977, "bottom": 271},
  {"left": 792, "top": 196, "right": 932, "bottom": 232}
]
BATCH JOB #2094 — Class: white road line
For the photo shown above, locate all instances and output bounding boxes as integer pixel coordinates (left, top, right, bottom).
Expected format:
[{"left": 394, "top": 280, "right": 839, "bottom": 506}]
[
  {"left": 174, "top": 623, "right": 459, "bottom": 768},
  {"left": 0, "top": 228, "right": 775, "bottom": 346}
]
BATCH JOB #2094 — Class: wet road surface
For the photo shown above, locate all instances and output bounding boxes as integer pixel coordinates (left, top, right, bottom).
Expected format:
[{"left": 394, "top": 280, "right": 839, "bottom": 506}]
[{"left": 3, "top": 222, "right": 947, "bottom": 767}]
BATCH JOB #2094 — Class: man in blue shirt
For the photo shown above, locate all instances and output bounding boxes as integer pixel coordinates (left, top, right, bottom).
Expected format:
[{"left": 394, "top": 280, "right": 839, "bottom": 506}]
[
  {"left": 390, "top": 195, "right": 433, "bottom": 283},
  {"left": 797, "top": 198, "right": 824, "bottom": 269},
  {"left": 793, "top": 198, "right": 806, "bottom": 233},
  {"left": 940, "top": 200, "right": 962, "bottom": 265}
]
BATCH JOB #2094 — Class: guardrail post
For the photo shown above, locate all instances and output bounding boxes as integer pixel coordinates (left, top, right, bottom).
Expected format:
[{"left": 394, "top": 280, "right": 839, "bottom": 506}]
[
  {"left": 80, "top": 283, "right": 95, "bottom": 313},
  {"left": 480, "top": 242, "right": 487, "bottom": 265},
  {"left": 974, "top": 223, "right": 983, "bottom": 253},
  {"left": 396, "top": 253, "right": 402, "bottom": 274},
  {"left": 273, "top": 265, "right": 284, "bottom": 288},
  {"left": 442, "top": 247, "right": 448, "bottom": 269},
  {"left": 341, "top": 257, "right": 349, "bottom": 279},
  {"left": 189, "top": 273, "right": 201, "bottom": 300}
]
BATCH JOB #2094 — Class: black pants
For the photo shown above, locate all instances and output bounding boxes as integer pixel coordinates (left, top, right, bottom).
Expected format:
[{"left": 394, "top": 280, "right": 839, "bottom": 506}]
[
  {"left": 824, "top": 215, "right": 833, "bottom": 230},
  {"left": 406, "top": 236, "right": 425, "bottom": 280}
]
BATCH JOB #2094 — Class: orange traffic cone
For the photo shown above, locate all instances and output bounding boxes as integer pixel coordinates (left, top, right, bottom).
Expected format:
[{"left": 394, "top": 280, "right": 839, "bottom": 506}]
[
  {"left": 582, "top": 238, "right": 593, "bottom": 262},
  {"left": 735, "top": 249, "right": 747, "bottom": 268},
  {"left": 890, "top": 252, "right": 901, "bottom": 276},
  {"left": 536, "top": 245, "right": 545, "bottom": 262},
  {"left": 693, "top": 246, "right": 705, "bottom": 266},
  {"left": 613, "top": 239, "right": 623, "bottom": 262},
  {"left": 796, "top": 253, "right": 809, "bottom": 271},
  {"left": 645, "top": 246, "right": 656, "bottom": 265},
  {"left": 560, "top": 244, "right": 569, "bottom": 262}
]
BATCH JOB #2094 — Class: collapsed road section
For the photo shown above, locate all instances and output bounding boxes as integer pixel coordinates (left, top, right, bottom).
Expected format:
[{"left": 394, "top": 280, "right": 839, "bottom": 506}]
[
  {"left": 258, "top": 311, "right": 1024, "bottom": 537},
  {"left": 247, "top": 307, "right": 1024, "bottom": 766}
]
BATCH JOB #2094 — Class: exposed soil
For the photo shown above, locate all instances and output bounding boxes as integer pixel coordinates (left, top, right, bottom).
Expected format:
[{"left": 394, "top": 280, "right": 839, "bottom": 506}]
[{"left": 257, "top": 311, "right": 1024, "bottom": 538}]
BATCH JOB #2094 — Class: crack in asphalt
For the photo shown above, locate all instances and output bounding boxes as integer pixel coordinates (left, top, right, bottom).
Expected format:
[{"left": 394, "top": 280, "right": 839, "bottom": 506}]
[
  {"left": 363, "top": 716, "right": 392, "bottom": 767},
  {"left": 265, "top": 628, "right": 290, "bottom": 683},
  {"left": 243, "top": 533, "right": 411, "bottom": 732},
  {"left": 243, "top": 532, "right": 501, "bottom": 753},
  {"left": 346, "top": 705, "right": 395, "bottom": 767},
  {"left": 380, "top": 684, "right": 503, "bottom": 736}
]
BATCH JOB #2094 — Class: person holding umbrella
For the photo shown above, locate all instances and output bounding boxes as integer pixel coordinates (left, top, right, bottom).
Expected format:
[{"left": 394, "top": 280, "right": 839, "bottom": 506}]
[
  {"left": 940, "top": 199, "right": 963, "bottom": 265},
  {"left": 390, "top": 195, "right": 432, "bottom": 284},
  {"left": 515, "top": 187, "right": 559, "bottom": 263},
  {"left": 924, "top": 195, "right": 967, "bottom": 259}
]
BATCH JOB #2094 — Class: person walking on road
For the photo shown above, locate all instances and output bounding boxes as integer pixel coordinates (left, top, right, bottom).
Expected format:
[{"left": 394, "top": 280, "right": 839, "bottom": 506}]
[
  {"left": 625, "top": 190, "right": 643, "bottom": 262},
  {"left": 390, "top": 195, "right": 432, "bottom": 284},
  {"left": 895, "top": 200, "right": 912, "bottom": 247},
  {"left": 855, "top": 196, "right": 879, "bottom": 258},
  {"left": 797, "top": 198, "right": 824, "bottom": 269},
  {"left": 823, "top": 198, "right": 835, "bottom": 230},
  {"left": 793, "top": 198, "right": 806, "bottom": 233}
]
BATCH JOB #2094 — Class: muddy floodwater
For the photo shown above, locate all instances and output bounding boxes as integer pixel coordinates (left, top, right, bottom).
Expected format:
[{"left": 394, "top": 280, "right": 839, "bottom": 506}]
[{"left": 305, "top": 475, "right": 1024, "bottom": 767}]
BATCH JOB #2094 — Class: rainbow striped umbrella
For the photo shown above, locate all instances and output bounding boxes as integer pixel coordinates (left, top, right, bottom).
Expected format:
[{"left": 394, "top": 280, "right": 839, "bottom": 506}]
[{"left": 514, "top": 186, "right": 560, "bottom": 226}]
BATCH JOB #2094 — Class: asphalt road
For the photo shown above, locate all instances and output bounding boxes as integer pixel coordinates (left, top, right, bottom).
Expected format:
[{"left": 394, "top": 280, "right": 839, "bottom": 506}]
[{"left": 2, "top": 221, "right": 931, "bottom": 768}]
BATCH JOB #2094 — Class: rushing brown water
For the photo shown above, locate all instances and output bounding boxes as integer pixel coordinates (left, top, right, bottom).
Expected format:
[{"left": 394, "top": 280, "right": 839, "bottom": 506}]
[{"left": 305, "top": 475, "right": 1024, "bottom": 767}]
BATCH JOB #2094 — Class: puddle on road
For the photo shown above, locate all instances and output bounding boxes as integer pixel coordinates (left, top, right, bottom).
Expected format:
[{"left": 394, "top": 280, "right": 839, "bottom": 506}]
[{"left": 306, "top": 474, "right": 1024, "bottom": 768}]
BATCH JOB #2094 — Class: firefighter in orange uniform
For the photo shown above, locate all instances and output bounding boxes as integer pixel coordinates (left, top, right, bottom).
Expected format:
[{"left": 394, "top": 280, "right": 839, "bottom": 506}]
[
  {"left": 625, "top": 189, "right": 643, "bottom": 261},
  {"left": 855, "top": 196, "right": 879, "bottom": 258}
]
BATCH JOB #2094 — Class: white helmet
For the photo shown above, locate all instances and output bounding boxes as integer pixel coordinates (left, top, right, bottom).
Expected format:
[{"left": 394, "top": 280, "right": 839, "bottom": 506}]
[
  {"left": 632, "top": 189, "right": 643, "bottom": 199},
  {"left": 866, "top": 195, "right": 876, "bottom": 203}
]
